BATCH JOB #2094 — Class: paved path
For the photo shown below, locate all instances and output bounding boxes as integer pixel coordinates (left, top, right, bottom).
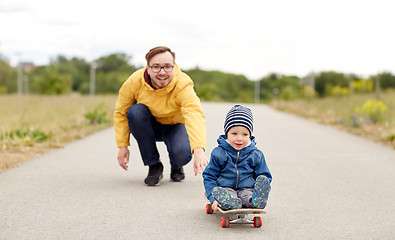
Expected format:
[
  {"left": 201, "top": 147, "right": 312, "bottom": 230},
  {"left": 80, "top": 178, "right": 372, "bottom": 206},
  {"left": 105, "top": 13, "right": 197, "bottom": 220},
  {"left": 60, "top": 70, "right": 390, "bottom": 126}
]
[{"left": 1, "top": 103, "right": 395, "bottom": 240}]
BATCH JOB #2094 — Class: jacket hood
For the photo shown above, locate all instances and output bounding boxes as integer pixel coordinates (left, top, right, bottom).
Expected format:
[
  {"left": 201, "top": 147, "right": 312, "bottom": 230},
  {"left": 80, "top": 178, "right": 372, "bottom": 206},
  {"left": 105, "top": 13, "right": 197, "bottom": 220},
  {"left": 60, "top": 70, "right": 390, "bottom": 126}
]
[{"left": 217, "top": 134, "right": 257, "bottom": 156}]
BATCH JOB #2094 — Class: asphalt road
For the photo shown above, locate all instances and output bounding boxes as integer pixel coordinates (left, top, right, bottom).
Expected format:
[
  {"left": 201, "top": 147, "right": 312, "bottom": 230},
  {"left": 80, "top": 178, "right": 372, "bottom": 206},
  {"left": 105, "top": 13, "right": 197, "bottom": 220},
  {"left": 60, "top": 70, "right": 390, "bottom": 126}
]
[{"left": 1, "top": 102, "right": 395, "bottom": 240}]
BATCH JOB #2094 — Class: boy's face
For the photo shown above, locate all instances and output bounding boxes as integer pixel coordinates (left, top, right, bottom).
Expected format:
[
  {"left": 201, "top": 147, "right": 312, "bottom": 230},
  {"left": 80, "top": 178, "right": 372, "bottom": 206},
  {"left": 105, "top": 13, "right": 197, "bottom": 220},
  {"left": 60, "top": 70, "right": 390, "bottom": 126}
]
[{"left": 226, "top": 126, "right": 250, "bottom": 150}]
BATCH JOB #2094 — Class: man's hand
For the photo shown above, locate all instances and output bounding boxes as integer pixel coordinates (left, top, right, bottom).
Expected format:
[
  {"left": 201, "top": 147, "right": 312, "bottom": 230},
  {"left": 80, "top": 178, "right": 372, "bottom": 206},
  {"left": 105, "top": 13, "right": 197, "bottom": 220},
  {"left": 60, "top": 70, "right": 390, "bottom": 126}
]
[
  {"left": 193, "top": 148, "right": 208, "bottom": 176},
  {"left": 117, "top": 146, "right": 130, "bottom": 170}
]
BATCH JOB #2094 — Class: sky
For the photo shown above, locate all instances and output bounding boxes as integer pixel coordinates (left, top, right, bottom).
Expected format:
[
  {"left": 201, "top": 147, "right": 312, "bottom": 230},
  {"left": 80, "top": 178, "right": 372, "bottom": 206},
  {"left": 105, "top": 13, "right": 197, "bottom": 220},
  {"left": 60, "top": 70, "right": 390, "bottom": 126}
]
[{"left": 1, "top": 0, "right": 394, "bottom": 80}]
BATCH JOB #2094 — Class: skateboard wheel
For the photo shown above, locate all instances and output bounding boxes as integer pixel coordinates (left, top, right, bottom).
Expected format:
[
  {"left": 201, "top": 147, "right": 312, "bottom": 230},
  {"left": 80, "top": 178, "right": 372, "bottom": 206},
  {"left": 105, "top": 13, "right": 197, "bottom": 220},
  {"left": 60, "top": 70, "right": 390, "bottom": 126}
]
[
  {"left": 220, "top": 217, "right": 230, "bottom": 228},
  {"left": 206, "top": 204, "right": 213, "bottom": 214},
  {"left": 253, "top": 217, "right": 262, "bottom": 228}
]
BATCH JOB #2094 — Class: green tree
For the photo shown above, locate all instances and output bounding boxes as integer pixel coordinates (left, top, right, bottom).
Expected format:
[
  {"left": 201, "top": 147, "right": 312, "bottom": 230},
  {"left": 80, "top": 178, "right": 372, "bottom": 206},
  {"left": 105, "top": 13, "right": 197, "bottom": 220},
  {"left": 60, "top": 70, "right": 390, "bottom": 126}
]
[
  {"left": 315, "top": 71, "right": 350, "bottom": 97},
  {"left": 96, "top": 53, "right": 133, "bottom": 73},
  {"left": 376, "top": 72, "right": 395, "bottom": 90},
  {"left": 258, "top": 73, "right": 278, "bottom": 100},
  {"left": 259, "top": 73, "right": 301, "bottom": 100},
  {"left": 0, "top": 60, "right": 17, "bottom": 93},
  {"left": 51, "top": 56, "right": 90, "bottom": 92},
  {"left": 185, "top": 68, "right": 254, "bottom": 102},
  {"left": 95, "top": 53, "right": 136, "bottom": 93},
  {"left": 30, "top": 65, "right": 72, "bottom": 94}
]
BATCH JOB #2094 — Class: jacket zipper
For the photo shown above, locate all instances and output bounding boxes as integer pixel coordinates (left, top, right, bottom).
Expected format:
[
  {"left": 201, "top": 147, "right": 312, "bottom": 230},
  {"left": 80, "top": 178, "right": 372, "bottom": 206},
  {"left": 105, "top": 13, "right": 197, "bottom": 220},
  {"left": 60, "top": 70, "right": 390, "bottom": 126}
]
[{"left": 235, "top": 151, "right": 240, "bottom": 189}]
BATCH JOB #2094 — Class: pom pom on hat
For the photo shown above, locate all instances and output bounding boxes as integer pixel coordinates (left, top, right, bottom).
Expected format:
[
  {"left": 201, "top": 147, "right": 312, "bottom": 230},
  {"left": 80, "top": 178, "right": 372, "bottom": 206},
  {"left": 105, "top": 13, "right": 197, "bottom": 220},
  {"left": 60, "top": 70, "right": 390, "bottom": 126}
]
[{"left": 224, "top": 105, "right": 254, "bottom": 135}]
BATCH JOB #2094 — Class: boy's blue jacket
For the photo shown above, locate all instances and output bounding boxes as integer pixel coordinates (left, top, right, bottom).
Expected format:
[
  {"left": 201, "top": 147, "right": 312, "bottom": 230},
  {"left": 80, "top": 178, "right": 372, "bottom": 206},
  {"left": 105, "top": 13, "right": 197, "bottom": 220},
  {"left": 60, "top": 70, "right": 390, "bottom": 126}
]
[{"left": 203, "top": 135, "right": 272, "bottom": 204}]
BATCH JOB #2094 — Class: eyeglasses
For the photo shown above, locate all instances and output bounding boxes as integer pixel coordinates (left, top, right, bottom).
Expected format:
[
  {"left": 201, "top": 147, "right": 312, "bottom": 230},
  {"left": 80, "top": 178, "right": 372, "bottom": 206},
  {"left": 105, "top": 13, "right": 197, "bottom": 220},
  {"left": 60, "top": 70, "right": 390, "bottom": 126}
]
[{"left": 149, "top": 65, "right": 174, "bottom": 73}]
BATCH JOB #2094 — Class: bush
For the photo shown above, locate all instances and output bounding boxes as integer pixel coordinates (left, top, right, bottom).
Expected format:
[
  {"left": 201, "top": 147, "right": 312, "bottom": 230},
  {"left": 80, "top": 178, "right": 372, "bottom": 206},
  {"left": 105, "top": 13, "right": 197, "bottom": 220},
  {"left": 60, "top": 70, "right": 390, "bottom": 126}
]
[
  {"left": 84, "top": 102, "right": 109, "bottom": 125},
  {"left": 278, "top": 86, "right": 300, "bottom": 100},
  {"left": 351, "top": 79, "right": 373, "bottom": 93},
  {"left": 301, "top": 86, "right": 317, "bottom": 99},
  {"left": 1, "top": 127, "right": 51, "bottom": 149},
  {"left": 330, "top": 86, "right": 350, "bottom": 97},
  {"left": 354, "top": 99, "right": 388, "bottom": 123}
]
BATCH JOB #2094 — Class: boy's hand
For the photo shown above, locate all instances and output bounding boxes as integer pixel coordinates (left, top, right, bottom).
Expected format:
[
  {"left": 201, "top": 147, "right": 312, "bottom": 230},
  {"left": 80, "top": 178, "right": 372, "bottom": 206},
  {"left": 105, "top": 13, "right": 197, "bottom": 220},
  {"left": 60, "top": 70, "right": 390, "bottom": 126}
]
[{"left": 212, "top": 201, "right": 220, "bottom": 211}]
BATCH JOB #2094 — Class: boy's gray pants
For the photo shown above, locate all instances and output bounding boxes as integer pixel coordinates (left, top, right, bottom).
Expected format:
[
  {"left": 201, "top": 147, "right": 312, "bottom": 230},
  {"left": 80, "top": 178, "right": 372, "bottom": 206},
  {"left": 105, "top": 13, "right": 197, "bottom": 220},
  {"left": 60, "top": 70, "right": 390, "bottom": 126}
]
[{"left": 223, "top": 187, "right": 254, "bottom": 208}]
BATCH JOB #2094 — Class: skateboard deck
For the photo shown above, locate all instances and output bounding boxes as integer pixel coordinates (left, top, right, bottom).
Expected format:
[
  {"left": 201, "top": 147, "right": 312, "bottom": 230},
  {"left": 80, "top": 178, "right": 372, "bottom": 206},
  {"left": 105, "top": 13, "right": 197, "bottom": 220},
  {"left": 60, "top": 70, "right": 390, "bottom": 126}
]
[
  {"left": 218, "top": 207, "right": 265, "bottom": 215},
  {"left": 205, "top": 204, "right": 265, "bottom": 228}
]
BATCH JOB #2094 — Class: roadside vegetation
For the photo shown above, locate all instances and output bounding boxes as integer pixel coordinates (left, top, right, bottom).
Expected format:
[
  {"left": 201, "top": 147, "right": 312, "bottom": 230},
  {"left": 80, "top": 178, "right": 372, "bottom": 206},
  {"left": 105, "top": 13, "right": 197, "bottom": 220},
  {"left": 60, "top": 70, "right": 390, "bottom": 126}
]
[
  {"left": 1, "top": 53, "right": 394, "bottom": 172},
  {"left": 0, "top": 95, "right": 116, "bottom": 171},
  {"left": 270, "top": 91, "right": 395, "bottom": 149}
]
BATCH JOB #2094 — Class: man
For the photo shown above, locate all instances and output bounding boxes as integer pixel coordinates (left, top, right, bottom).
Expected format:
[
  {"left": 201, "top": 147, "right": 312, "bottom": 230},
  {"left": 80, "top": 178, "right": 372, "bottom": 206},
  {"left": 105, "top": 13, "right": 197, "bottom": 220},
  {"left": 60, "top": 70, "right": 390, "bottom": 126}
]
[{"left": 114, "top": 46, "right": 208, "bottom": 186}]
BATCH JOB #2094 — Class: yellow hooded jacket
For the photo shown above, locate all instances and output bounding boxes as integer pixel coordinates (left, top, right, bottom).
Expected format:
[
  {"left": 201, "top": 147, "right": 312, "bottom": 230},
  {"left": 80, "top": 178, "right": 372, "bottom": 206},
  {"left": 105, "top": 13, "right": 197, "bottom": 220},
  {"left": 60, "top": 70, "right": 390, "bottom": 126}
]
[{"left": 113, "top": 64, "right": 206, "bottom": 153}]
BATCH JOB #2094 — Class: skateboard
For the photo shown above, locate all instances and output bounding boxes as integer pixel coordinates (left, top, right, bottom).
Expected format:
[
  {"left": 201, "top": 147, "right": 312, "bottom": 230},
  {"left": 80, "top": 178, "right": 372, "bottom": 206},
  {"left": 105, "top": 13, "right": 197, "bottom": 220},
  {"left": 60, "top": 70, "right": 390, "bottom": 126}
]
[{"left": 205, "top": 203, "right": 265, "bottom": 228}]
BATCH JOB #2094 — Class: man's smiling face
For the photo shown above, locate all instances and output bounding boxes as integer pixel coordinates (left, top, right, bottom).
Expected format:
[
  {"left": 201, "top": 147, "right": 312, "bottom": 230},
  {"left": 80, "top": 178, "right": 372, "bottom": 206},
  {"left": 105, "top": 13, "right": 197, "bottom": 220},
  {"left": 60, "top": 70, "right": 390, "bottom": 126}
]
[{"left": 147, "top": 51, "right": 174, "bottom": 89}]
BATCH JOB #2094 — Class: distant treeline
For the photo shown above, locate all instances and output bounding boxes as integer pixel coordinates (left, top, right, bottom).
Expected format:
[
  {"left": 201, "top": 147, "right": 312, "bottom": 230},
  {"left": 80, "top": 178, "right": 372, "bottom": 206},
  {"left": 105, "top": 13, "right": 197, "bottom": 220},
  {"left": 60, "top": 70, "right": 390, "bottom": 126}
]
[{"left": 1, "top": 53, "right": 394, "bottom": 102}]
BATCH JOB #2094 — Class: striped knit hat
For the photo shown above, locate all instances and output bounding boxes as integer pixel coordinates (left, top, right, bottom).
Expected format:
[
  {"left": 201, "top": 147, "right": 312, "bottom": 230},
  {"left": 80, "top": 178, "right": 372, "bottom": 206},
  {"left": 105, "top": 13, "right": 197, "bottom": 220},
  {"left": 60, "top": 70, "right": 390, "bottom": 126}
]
[{"left": 224, "top": 105, "right": 254, "bottom": 135}]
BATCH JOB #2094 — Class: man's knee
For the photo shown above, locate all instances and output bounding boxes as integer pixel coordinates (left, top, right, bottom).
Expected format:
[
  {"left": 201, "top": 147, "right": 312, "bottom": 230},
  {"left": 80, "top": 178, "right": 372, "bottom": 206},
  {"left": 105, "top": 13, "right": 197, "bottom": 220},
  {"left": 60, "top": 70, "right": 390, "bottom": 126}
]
[
  {"left": 127, "top": 104, "right": 149, "bottom": 121},
  {"left": 170, "top": 145, "right": 192, "bottom": 166}
]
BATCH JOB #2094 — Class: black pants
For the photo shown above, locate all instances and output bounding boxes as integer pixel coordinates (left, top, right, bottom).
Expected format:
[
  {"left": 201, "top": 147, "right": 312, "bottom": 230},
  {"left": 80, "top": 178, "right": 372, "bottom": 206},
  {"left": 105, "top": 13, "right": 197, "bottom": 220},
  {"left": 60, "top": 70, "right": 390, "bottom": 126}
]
[{"left": 127, "top": 103, "right": 192, "bottom": 168}]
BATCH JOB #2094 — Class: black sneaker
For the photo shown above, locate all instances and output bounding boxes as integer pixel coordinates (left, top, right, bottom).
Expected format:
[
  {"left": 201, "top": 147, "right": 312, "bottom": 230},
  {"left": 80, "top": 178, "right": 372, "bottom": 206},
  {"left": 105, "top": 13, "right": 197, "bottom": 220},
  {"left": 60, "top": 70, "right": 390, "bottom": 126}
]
[
  {"left": 144, "top": 162, "right": 163, "bottom": 186},
  {"left": 170, "top": 167, "right": 185, "bottom": 182}
]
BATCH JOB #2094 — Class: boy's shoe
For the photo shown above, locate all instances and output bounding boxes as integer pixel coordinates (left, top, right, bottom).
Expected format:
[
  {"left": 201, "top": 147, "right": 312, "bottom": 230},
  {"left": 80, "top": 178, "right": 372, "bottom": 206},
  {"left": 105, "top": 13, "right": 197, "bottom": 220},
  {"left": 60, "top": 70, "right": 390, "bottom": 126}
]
[
  {"left": 212, "top": 186, "right": 242, "bottom": 210},
  {"left": 252, "top": 175, "right": 271, "bottom": 209},
  {"left": 144, "top": 162, "right": 163, "bottom": 186},
  {"left": 170, "top": 167, "right": 185, "bottom": 182}
]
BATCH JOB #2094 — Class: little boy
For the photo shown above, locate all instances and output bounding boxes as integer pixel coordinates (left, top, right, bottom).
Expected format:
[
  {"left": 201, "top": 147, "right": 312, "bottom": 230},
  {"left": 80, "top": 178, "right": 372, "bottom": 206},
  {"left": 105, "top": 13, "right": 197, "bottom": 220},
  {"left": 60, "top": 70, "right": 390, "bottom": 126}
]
[{"left": 203, "top": 105, "right": 272, "bottom": 211}]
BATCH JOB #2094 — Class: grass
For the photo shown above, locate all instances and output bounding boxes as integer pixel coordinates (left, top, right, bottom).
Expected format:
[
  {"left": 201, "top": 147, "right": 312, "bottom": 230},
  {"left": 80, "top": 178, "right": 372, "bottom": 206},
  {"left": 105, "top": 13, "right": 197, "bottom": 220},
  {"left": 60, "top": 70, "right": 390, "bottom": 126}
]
[
  {"left": 1, "top": 91, "right": 393, "bottom": 172},
  {"left": 269, "top": 91, "right": 395, "bottom": 149},
  {"left": 0, "top": 94, "right": 117, "bottom": 172}
]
